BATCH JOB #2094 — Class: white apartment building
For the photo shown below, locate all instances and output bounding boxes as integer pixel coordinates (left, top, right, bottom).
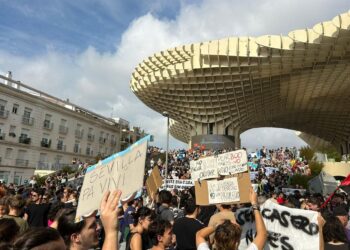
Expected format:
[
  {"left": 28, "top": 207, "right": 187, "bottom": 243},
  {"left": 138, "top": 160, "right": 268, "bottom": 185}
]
[{"left": 0, "top": 73, "right": 145, "bottom": 185}]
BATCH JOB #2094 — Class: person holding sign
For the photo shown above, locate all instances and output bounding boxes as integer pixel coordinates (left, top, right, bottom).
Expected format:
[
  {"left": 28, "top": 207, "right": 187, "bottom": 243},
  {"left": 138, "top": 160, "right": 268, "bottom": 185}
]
[
  {"left": 196, "top": 187, "right": 267, "bottom": 250},
  {"left": 58, "top": 190, "right": 122, "bottom": 250}
]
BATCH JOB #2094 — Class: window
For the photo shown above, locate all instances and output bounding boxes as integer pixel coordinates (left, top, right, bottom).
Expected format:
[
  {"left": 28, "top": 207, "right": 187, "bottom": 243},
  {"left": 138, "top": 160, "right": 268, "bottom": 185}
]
[
  {"left": 0, "top": 99, "right": 7, "bottom": 118},
  {"left": 57, "top": 138, "right": 64, "bottom": 150},
  {"left": 74, "top": 141, "right": 80, "bottom": 153},
  {"left": 208, "top": 123, "right": 214, "bottom": 135},
  {"left": 5, "top": 148, "right": 13, "bottom": 159},
  {"left": 12, "top": 104, "right": 19, "bottom": 114},
  {"left": 9, "top": 125, "right": 16, "bottom": 137}
]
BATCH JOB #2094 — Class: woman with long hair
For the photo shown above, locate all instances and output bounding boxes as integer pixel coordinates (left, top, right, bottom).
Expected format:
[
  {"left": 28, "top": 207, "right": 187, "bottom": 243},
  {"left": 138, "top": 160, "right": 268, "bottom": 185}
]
[
  {"left": 126, "top": 206, "right": 155, "bottom": 250},
  {"left": 323, "top": 215, "right": 349, "bottom": 250}
]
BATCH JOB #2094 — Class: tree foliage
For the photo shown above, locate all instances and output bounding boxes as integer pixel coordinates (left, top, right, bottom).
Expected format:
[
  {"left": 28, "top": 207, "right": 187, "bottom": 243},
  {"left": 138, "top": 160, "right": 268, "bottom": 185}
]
[{"left": 299, "top": 146, "right": 315, "bottom": 161}]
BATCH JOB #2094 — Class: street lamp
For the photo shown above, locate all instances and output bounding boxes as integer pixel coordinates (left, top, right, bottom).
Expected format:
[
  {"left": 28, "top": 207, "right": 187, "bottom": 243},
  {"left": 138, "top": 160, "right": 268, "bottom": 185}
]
[{"left": 162, "top": 111, "right": 169, "bottom": 179}]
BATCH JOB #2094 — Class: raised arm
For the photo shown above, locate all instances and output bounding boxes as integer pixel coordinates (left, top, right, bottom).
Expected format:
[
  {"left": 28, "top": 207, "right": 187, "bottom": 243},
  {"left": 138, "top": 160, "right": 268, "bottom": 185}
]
[
  {"left": 100, "top": 190, "right": 122, "bottom": 250},
  {"left": 250, "top": 187, "right": 267, "bottom": 250}
]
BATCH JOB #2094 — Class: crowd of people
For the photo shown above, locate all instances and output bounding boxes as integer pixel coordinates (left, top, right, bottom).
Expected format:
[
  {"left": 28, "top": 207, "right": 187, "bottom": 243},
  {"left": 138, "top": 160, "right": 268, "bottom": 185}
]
[{"left": 0, "top": 146, "right": 349, "bottom": 249}]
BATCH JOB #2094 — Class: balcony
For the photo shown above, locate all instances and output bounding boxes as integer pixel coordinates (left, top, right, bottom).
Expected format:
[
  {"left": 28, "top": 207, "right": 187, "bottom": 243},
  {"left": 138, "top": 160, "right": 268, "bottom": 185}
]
[
  {"left": 37, "top": 161, "right": 50, "bottom": 170},
  {"left": 59, "top": 125, "right": 68, "bottom": 135},
  {"left": 43, "top": 120, "right": 54, "bottom": 130},
  {"left": 19, "top": 136, "right": 31, "bottom": 145},
  {"left": 110, "top": 139, "right": 117, "bottom": 147},
  {"left": 87, "top": 133, "right": 95, "bottom": 142},
  {"left": 22, "top": 116, "right": 34, "bottom": 126},
  {"left": 86, "top": 148, "right": 93, "bottom": 156},
  {"left": 0, "top": 110, "right": 9, "bottom": 119},
  {"left": 99, "top": 137, "right": 106, "bottom": 144},
  {"left": 57, "top": 144, "right": 66, "bottom": 151},
  {"left": 40, "top": 139, "right": 51, "bottom": 148},
  {"left": 73, "top": 146, "right": 82, "bottom": 154},
  {"left": 16, "top": 159, "right": 29, "bottom": 167},
  {"left": 75, "top": 129, "right": 84, "bottom": 139},
  {"left": 0, "top": 133, "right": 5, "bottom": 140}
]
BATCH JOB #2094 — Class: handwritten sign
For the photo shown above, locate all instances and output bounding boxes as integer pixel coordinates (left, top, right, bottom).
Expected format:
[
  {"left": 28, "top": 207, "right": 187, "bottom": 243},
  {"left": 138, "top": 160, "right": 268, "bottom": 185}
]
[
  {"left": 207, "top": 177, "right": 240, "bottom": 204},
  {"left": 265, "top": 167, "right": 279, "bottom": 177},
  {"left": 217, "top": 150, "right": 248, "bottom": 175},
  {"left": 75, "top": 136, "right": 149, "bottom": 221},
  {"left": 235, "top": 207, "right": 256, "bottom": 250},
  {"left": 190, "top": 156, "right": 218, "bottom": 180},
  {"left": 163, "top": 179, "right": 194, "bottom": 190},
  {"left": 261, "top": 200, "right": 319, "bottom": 250}
]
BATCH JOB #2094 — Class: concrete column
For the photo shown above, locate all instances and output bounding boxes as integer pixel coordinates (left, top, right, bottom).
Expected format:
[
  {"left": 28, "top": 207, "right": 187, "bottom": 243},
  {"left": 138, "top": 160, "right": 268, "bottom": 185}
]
[{"left": 234, "top": 127, "right": 241, "bottom": 149}]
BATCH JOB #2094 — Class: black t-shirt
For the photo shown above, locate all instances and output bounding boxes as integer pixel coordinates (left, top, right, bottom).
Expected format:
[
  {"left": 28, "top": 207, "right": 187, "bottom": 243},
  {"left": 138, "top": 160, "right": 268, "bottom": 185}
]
[
  {"left": 26, "top": 203, "right": 50, "bottom": 227},
  {"left": 173, "top": 217, "right": 205, "bottom": 250}
]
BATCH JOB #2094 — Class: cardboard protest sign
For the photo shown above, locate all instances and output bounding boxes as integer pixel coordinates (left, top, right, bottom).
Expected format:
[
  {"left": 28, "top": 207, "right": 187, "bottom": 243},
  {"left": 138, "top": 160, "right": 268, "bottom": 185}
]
[
  {"left": 75, "top": 136, "right": 149, "bottom": 221},
  {"left": 217, "top": 149, "right": 248, "bottom": 175},
  {"left": 163, "top": 179, "right": 194, "bottom": 191},
  {"left": 195, "top": 173, "right": 251, "bottom": 205},
  {"left": 190, "top": 156, "right": 218, "bottom": 180},
  {"left": 261, "top": 200, "right": 319, "bottom": 250},
  {"left": 146, "top": 166, "right": 163, "bottom": 197},
  {"left": 207, "top": 177, "right": 240, "bottom": 203}
]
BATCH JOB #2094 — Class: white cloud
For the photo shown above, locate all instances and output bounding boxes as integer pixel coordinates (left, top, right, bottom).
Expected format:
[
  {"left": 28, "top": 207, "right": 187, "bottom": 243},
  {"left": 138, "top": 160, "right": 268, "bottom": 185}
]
[{"left": 0, "top": 0, "right": 347, "bottom": 149}]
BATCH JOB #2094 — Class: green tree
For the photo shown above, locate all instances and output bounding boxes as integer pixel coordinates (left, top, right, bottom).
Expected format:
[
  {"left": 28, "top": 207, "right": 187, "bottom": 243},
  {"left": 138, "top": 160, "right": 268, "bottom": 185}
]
[
  {"left": 320, "top": 145, "right": 342, "bottom": 162},
  {"left": 299, "top": 146, "right": 315, "bottom": 161}
]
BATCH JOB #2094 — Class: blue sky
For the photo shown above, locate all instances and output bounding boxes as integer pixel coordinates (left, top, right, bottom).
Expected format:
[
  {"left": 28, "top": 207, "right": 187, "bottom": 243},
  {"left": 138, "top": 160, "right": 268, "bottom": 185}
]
[
  {"left": 0, "top": 0, "right": 348, "bottom": 150},
  {"left": 0, "top": 0, "right": 182, "bottom": 56}
]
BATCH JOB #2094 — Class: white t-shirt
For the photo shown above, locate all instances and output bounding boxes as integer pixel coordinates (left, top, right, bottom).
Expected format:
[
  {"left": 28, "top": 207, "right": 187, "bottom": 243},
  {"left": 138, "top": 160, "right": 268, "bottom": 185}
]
[{"left": 197, "top": 242, "right": 258, "bottom": 250}]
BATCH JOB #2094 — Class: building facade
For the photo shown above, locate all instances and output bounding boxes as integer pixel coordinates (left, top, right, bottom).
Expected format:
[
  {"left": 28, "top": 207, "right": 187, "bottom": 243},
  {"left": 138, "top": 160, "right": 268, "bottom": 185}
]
[{"left": 0, "top": 73, "right": 145, "bottom": 184}]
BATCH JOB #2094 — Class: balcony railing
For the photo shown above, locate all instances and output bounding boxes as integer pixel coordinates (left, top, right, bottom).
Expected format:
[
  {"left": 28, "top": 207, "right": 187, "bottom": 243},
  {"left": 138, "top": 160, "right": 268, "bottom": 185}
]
[
  {"left": 43, "top": 120, "right": 54, "bottom": 130},
  {"left": 37, "top": 161, "right": 50, "bottom": 170},
  {"left": 19, "top": 136, "right": 31, "bottom": 144},
  {"left": 22, "top": 116, "right": 34, "bottom": 126},
  {"left": 73, "top": 147, "right": 82, "bottom": 154},
  {"left": 16, "top": 159, "right": 29, "bottom": 167},
  {"left": 57, "top": 144, "right": 66, "bottom": 151},
  {"left": 86, "top": 148, "right": 93, "bottom": 156},
  {"left": 87, "top": 134, "right": 95, "bottom": 142},
  {"left": 110, "top": 139, "right": 117, "bottom": 147},
  {"left": 0, "top": 133, "right": 5, "bottom": 140},
  {"left": 59, "top": 125, "right": 68, "bottom": 134},
  {"left": 75, "top": 129, "right": 84, "bottom": 139},
  {"left": 0, "top": 110, "right": 9, "bottom": 119},
  {"left": 40, "top": 139, "right": 51, "bottom": 148}
]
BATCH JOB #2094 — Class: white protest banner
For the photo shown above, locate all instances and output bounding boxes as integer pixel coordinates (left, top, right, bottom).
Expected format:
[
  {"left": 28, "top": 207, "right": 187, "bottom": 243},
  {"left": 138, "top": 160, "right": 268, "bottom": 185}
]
[
  {"left": 190, "top": 156, "right": 218, "bottom": 180},
  {"left": 281, "top": 188, "right": 306, "bottom": 196},
  {"left": 163, "top": 179, "right": 194, "bottom": 190},
  {"left": 217, "top": 149, "right": 248, "bottom": 175},
  {"left": 265, "top": 167, "right": 279, "bottom": 177},
  {"left": 235, "top": 207, "right": 256, "bottom": 250},
  {"left": 207, "top": 177, "right": 240, "bottom": 204},
  {"left": 75, "top": 136, "right": 150, "bottom": 221},
  {"left": 261, "top": 199, "right": 319, "bottom": 250}
]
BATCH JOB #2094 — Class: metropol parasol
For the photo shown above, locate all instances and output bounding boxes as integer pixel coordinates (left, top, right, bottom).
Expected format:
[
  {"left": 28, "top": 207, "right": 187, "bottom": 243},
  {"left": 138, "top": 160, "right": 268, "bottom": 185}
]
[{"left": 131, "top": 11, "right": 350, "bottom": 154}]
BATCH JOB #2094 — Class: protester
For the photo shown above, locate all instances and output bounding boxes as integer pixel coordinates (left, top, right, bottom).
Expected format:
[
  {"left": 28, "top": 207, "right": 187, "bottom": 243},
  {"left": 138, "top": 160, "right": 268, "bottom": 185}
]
[
  {"left": 0, "top": 218, "right": 20, "bottom": 245},
  {"left": 323, "top": 216, "right": 350, "bottom": 250},
  {"left": 148, "top": 219, "right": 173, "bottom": 250},
  {"left": 157, "top": 190, "right": 175, "bottom": 224},
  {"left": 24, "top": 188, "right": 51, "bottom": 227},
  {"left": 126, "top": 206, "right": 154, "bottom": 250},
  {"left": 2, "top": 195, "right": 29, "bottom": 233},
  {"left": 173, "top": 198, "right": 205, "bottom": 250},
  {"left": 196, "top": 187, "right": 267, "bottom": 250}
]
